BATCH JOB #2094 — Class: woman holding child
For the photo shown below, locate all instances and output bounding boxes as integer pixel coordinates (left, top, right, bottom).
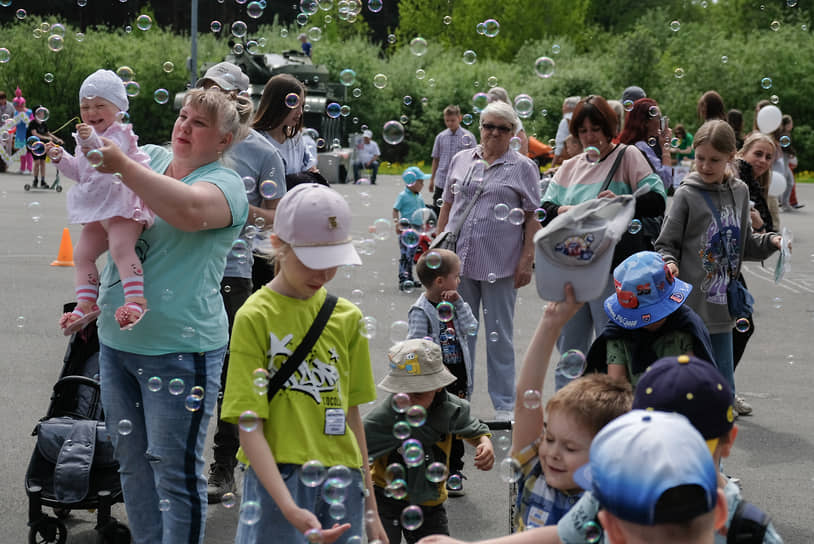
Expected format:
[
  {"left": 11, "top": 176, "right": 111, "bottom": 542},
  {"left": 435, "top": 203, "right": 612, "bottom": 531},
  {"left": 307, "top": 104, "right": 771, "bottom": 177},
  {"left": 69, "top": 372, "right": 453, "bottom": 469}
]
[
  {"left": 92, "top": 88, "right": 251, "bottom": 543},
  {"left": 539, "top": 95, "right": 666, "bottom": 381},
  {"left": 436, "top": 101, "right": 540, "bottom": 418}
]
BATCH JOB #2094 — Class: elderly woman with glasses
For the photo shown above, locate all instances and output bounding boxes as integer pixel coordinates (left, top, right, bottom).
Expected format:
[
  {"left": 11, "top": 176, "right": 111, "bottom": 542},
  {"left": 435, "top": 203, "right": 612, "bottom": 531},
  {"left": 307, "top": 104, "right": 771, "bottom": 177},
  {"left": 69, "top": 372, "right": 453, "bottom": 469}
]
[
  {"left": 435, "top": 101, "right": 540, "bottom": 419},
  {"left": 538, "top": 95, "right": 666, "bottom": 389}
]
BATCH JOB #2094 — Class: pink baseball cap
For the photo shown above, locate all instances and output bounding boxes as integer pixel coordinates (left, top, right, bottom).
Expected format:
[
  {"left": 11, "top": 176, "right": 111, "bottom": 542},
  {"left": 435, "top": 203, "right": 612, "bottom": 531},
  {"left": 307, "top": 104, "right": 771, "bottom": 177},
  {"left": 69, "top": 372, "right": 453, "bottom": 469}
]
[{"left": 273, "top": 184, "right": 362, "bottom": 269}]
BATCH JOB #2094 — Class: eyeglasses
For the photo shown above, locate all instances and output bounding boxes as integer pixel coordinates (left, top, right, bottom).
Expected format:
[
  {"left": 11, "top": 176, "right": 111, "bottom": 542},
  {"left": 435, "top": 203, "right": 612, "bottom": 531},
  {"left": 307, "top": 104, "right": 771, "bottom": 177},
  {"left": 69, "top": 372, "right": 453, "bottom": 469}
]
[{"left": 481, "top": 123, "right": 512, "bottom": 134}]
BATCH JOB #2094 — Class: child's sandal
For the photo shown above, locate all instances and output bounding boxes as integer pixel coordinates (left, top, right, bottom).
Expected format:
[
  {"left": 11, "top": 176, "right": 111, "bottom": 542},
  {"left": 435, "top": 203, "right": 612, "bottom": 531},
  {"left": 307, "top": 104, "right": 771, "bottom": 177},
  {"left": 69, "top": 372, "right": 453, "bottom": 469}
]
[
  {"left": 115, "top": 297, "right": 148, "bottom": 331},
  {"left": 60, "top": 304, "right": 101, "bottom": 336}
]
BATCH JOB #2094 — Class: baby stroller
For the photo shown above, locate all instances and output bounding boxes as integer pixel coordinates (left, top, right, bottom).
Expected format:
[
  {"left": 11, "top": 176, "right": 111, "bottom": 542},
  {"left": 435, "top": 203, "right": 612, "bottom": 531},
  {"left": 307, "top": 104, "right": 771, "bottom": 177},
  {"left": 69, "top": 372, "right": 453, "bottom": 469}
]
[{"left": 25, "top": 304, "right": 131, "bottom": 543}]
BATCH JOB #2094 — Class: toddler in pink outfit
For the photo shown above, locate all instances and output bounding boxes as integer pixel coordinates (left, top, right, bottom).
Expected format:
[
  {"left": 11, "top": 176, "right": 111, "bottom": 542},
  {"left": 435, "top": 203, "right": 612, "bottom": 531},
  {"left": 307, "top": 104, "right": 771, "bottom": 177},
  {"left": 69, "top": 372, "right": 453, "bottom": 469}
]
[{"left": 49, "top": 69, "right": 154, "bottom": 334}]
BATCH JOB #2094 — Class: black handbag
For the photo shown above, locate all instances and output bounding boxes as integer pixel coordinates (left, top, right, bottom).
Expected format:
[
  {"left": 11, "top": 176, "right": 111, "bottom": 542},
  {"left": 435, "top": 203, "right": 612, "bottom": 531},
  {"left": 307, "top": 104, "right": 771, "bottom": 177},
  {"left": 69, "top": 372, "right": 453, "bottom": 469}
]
[{"left": 699, "top": 190, "right": 754, "bottom": 319}]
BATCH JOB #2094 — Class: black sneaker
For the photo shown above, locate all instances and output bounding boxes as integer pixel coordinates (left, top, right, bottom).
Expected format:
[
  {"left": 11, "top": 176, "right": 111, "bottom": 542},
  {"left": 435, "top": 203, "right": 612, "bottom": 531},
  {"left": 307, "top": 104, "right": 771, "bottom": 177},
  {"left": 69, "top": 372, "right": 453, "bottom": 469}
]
[{"left": 207, "top": 463, "right": 236, "bottom": 504}]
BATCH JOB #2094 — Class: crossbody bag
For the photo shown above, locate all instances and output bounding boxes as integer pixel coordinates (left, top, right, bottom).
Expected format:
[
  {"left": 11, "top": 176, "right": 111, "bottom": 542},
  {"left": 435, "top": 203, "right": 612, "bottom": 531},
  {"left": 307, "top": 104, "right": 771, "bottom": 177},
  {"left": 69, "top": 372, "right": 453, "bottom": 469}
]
[{"left": 430, "top": 160, "right": 489, "bottom": 251}]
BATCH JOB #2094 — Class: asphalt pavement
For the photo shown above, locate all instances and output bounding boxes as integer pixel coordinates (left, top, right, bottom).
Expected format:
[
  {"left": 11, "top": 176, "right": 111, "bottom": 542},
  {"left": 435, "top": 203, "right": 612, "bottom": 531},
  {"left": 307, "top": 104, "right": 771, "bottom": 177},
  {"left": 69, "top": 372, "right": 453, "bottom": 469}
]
[{"left": 1, "top": 170, "right": 812, "bottom": 543}]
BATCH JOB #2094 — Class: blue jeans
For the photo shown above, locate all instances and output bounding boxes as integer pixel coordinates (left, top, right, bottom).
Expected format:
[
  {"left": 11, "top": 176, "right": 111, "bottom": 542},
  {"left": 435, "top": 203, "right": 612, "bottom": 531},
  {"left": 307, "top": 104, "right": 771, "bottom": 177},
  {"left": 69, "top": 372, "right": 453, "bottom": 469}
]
[
  {"left": 398, "top": 237, "right": 417, "bottom": 283},
  {"left": 235, "top": 464, "right": 365, "bottom": 544},
  {"left": 458, "top": 276, "right": 518, "bottom": 411},
  {"left": 353, "top": 160, "right": 379, "bottom": 183},
  {"left": 710, "top": 332, "right": 736, "bottom": 394},
  {"left": 99, "top": 344, "right": 225, "bottom": 544}
]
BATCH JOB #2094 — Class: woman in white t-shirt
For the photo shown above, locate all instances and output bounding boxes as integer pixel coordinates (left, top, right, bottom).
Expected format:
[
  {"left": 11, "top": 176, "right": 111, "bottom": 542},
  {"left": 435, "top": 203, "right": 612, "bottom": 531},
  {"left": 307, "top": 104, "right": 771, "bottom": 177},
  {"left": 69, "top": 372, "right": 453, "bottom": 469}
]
[{"left": 253, "top": 74, "right": 317, "bottom": 175}]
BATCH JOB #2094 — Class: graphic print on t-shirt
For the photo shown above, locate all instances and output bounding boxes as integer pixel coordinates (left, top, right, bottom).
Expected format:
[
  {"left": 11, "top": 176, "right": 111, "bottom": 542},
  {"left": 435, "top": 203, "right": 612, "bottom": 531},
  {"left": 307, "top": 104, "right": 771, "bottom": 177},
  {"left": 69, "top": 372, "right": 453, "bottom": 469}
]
[
  {"left": 697, "top": 205, "right": 740, "bottom": 305},
  {"left": 267, "top": 331, "right": 341, "bottom": 404}
]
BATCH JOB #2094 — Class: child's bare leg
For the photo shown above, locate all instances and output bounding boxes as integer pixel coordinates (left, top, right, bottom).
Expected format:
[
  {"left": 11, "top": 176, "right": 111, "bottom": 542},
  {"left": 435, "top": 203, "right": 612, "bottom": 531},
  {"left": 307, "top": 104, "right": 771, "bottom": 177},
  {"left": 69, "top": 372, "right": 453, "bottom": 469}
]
[
  {"left": 105, "top": 217, "right": 147, "bottom": 328},
  {"left": 60, "top": 222, "right": 108, "bottom": 331}
]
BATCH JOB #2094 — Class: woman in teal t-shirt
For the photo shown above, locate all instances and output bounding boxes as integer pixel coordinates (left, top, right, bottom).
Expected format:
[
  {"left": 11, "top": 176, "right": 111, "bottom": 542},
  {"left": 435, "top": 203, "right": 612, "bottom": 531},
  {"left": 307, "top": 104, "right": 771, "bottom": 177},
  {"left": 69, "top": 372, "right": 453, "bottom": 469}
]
[{"left": 91, "top": 89, "right": 250, "bottom": 544}]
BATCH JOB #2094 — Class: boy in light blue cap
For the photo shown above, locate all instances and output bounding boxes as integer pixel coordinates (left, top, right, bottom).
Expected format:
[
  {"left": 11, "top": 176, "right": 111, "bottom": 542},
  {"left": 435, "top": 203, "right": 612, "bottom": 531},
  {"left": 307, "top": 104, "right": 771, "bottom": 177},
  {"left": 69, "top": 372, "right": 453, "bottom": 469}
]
[{"left": 393, "top": 167, "right": 431, "bottom": 291}]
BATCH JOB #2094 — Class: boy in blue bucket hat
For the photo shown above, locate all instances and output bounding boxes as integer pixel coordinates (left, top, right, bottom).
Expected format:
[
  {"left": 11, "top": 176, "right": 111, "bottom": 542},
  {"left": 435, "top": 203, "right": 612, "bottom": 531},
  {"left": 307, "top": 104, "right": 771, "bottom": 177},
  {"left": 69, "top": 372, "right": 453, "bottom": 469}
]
[
  {"left": 393, "top": 167, "right": 432, "bottom": 291},
  {"left": 582, "top": 251, "right": 715, "bottom": 387}
]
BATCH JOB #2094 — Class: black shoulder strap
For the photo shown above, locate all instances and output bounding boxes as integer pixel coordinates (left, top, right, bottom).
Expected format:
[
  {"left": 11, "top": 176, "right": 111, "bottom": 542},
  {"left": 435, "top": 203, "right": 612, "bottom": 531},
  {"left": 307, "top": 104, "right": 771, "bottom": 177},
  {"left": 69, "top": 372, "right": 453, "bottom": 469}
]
[
  {"left": 266, "top": 294, "right": 338, "bottom": 402},
  {"left": 727, "top": 500, "right": 770, "bottom": 544},
  {"left": 600, "top": 145, "right": 628, "bottom": 192}
]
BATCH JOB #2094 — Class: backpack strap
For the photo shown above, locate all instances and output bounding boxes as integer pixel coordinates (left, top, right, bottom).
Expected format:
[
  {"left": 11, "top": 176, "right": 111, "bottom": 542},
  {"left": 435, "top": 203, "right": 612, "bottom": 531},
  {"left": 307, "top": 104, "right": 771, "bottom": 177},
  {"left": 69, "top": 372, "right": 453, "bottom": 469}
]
[
  {"left": 600, "top": 145, "right": 628, "bottom": 192},
  {"left": 727, "top": 500, "right": 770, "bottom": 544},
  {"left": 266, "top": 294, "right": 338, "bottom": 402}
]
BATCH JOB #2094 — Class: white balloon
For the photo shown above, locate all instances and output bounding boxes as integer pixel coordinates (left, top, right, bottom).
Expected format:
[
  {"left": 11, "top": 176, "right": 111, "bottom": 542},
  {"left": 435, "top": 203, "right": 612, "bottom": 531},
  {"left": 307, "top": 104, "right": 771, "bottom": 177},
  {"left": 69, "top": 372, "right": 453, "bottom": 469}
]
[
  {"left": 756, "top": 105, "right": 782, "bottom": 134},
  {"left": 768, "top": 171, "right": 786, "bottom": 197}
]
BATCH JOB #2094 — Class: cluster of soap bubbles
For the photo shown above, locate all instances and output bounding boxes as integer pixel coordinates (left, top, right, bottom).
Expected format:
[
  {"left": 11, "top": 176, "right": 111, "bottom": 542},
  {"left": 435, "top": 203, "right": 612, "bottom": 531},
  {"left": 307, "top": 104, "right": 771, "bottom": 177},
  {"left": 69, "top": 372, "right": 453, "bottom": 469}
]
[
  {"left": 492, "top": 203, "right": 526, "bottom": 226},
  {"left": 476, "top": 18, "right": 500, "bottom": 37}
]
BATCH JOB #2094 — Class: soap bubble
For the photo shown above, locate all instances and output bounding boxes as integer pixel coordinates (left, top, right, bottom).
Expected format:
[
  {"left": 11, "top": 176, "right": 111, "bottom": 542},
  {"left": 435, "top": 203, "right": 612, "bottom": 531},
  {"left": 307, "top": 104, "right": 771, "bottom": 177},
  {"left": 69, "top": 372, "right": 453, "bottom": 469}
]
[
  {"left": 391, "top": 392, "right": 411, "bottom": 413},
  {"left": 514, "top": 94, "right": 534, "bottom": 118},
  {"left": 522, "top": 389, "right": 542, "bottom": 410},
  {"left": 387, "top": 478, "right": 408, "bottom": 499},
  {"left": 494, "top": 432, "right": 512, "bottom": 452},
  {"left": 494, "top": 203, "right": 510, "bottom": 221},
  {"left": 339, "top": 68, "right": 356, "bottom": 86},
  {"left": 239, "top": 501, "right": 262, "bottom": 525},
  {"left": 136, "top": 14, "right": 152, "bottom": 31},
  {"left": 16, "top": 316, "right": 25, "bottom": 328},
  {"left": 232, "top": 20, "right": 248, "bottom": 38},
  {"left": 463, "top": 50, "right": 477, "bottom": 65},
  {"left": 390, "top": 320, "right": 409, "bottom": 343},
  {"left": 401, "top": 505, "right": 424, "bottom": 530},
  {"left": 15, "top": 8, "right": 25, "bottom": 19},
  {"left": 415, "top": 68, "right": 425, "bottom": 80},
  {"left": 508, "top": 208, "right": 525, "bottom": 225},
  {"left": 770, "top": 94, "right": 779, "bottom": 105},
  {"left": 383, "top": 120, "right": 405, "bottom": 145},
  {"left": 300, "top": 460, "right": 327, "bottom": 487},
  {"left": 359, "top": 316, "right": 377, "bottom": 339},
  {"left": 770, "top": 20, "right": 780, "bottom": 31},
  {"left": 779, "top": 135, "right": 791, "bottom": 148},
  {"left": 322, "top": 478, "right": 347, "bottom": 504},
  {"left": 472, "top": 93, "right": 489, "bottom": 113},
  {"left": 584, "top": 521, "right": 602, "bottom": 543},
  {"left": 221, "top": 492, "right": 237, "bottom": 508},
  {"left": 123, "top": 81, "right": 140, "bottom": 97},
  {"left": 424, "top": 251, "right": 442, "bottom": 269},
  {"left": 557, "top": 349, "right": 586, "bottom": 379},
  {"left": 44, "top": 72, "right": 54, "bottom": 83},
  {"left": 308, "top": 27, "right": 322, "bottom": 41},
  {"left": 447, "top": 473, "right": 462, "bottom": 491},
  {"left": 674, "top": 67, "right": 685, "bottom": 79},
  {"left": 260, "top": 179, "right": 280, "bottom": 198},
  {"left": 487, "top": 76, "right": 498, "bottom": 87},
  {"left": 210, "top": 20, "right": 222, "bottom": 33},
  {"left": 584, "top": 146, "right": 600, "bottom": 163},
  {"left": 47, "top": 34, "right": 64, "bottom": 52},
  {"left": 436, "top": 301, "right": 455, "bottom": 322},
  {"left": 86, "top": 149, "right": 104, "bottom": 168},
  {"left": 735, "top": 318, "right": 750, "bottom": 333},
  {"left": 247, "top": 1, "right": 264, "bottom": 18},
  {"left": 535, "top": 207, "right": 547, "bottom": 222},
  {"left": 534, "top": 57, "right": 555, "bottom": 78},
  {"left": 483, "top": 18, "right": 500, "bottom": 37},
  {"left": 117, "top": 419, "right": 133, "bottom": 435},
  {"left": 628, "top": 219, "right": 642, "bottom": 234},
  {"left": 406, "top": 405, "right": 427, "bottom": 427},
  {"left": 499, "top": 457, "right": 522, "bottom": 483},
  {"left": 393, "top": 420, "right": 411, "bottom": 441},
  {"left": 487, "top": 272, "right": 497, "bottom": 284},
  {"left": 488, "top": 331, "right": 499, "bottom": 342},
  {"left": 0, "top": 48, "right": 9, "bottom": 63},
  {"left": 402, "top": 439, "right": 424, "bottom": 467},
  {"left": 386, "top": 463, "right": 406, "bottom": 483},
  {"left": 409, "top": 37, "right": 428, "bottom": 56},
  {"left": 238, "top": 411, "right": 259, "bottom": 432},
  {"left": 509, "top": 137, "right": 522, "bottom": 152},
  {"left": 623, "top": 99, "right": 634, "bottom": 112},
  {"left": 670, "top": 20, "right": 680, "bottom": 31},
  {"left": 426, "top": 462, "right": 448, "bottom": 483},
  {"left": 326, "top": 102, "right": 341, "bottom": 119},
  {"left": 116, "top": 66, "right": 135, "bottom": 82},
  {"left": 761, "top": 77, "right": 772, "bottom": 90},
  {"left": 158, "top": 498, "right": 170, "bottom": 511},
  {"left": 327, "top": 465, "right": 353, "bottom": 488},
  {"left": 400, "top": 228, "right": 419, "bottom": 248},
  {"left": 721, "top": 55, "right": 728, "bottom": 64},
  {"left": 162, "top": 63, "right": 173, "bottom": 76},
  {"left": 154, "top": 88, "right": 169, "bottom": 104},
  {"left": 285, "top": 92, "right": 301, "bottom": 108}
]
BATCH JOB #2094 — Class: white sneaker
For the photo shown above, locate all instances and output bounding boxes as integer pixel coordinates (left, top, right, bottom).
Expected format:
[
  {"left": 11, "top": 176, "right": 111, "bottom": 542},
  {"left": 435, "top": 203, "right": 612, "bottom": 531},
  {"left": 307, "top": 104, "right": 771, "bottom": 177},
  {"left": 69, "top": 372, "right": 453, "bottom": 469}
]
[
  {"left": 494, "top": 409, "right": 514, "bottom": 422},
  {"left": 734, "top": 395, "right": 753, "bottom": 416}
]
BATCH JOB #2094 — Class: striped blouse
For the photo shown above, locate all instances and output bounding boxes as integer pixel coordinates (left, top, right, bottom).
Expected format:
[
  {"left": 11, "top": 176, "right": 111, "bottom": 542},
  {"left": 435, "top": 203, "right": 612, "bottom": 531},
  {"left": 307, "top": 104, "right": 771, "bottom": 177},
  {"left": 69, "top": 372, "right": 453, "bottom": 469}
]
[{"left": 442, "top": 146, "right": 540, "bottom": 281}]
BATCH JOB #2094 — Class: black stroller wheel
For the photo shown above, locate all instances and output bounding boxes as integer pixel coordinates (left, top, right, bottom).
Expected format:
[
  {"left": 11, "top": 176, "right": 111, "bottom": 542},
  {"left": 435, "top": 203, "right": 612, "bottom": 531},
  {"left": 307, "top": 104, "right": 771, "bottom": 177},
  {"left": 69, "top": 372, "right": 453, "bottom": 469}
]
[
  {"left": 55, "top": 185, "right": 63, "bottom": 193},
  {"left": 28, "top": 517, "right": 67, "bottom": 544},
  {"left": 97, "top": 520, "right": 131, "bottom": 544}
]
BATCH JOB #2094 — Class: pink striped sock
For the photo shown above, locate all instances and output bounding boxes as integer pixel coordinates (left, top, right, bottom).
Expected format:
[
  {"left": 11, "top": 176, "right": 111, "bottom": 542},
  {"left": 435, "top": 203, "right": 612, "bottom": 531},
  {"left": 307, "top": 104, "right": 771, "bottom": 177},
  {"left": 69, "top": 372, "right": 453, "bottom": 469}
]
[
  {"left": 75, "top": 284, "right": 98, "bottom": 304},
  {"left": 122, "top": 276, "right": 144, "bottom": 301}
]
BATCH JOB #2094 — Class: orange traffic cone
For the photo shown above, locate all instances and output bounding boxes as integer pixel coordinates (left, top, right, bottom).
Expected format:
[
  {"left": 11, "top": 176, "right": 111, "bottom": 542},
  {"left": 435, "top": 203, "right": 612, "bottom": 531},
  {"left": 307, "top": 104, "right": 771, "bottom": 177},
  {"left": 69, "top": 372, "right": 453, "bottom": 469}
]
[{"left": 51, "top": 227, "right": 75, "bottom": 267}]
